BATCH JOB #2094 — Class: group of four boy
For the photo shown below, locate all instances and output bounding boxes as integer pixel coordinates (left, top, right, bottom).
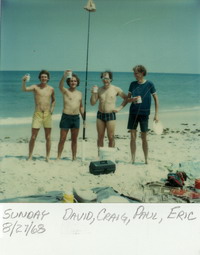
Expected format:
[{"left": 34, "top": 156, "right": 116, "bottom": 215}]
[{"left": 22, "top": 65, "right": 159, "bottom": 164}]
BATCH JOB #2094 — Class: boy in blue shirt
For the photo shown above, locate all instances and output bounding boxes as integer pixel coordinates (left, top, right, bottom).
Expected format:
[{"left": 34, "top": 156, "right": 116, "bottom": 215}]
[{"left": 127, "top": 65, "right": 159, "bottom": 164}]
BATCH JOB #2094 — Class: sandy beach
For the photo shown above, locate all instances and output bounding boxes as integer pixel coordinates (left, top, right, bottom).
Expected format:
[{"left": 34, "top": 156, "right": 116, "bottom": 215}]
[{"left": 0, "top": 110, "right": 200, "bottom": 203}]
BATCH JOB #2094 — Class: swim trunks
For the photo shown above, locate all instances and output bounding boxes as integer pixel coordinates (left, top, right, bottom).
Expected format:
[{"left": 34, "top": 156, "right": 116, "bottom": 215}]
[
  {"left": 97, "top": 111, "right": 116, "bottom": 122},
  {"left": 32, "top": 111, "right": 52, "bottom": 129},
  {"left": 127, "top": 114, "right": 149, "bottom": 132},
  {"left": 59, "top": 113, "right": 80, "bottom": 129}
]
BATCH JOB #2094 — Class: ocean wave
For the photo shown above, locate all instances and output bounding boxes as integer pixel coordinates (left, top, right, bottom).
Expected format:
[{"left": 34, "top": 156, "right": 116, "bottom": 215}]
[
  {"left": 0, "top": 107, "right": 199, "bottom": 126},
  {"left": 158, "top": 106, "right": 200, "bottom": 113},
  {"left": 0, "top": 117, "right": 33, "bottom": 125},
  {"left": 0, "top": 112, "right": 97, "bottom": 125}
]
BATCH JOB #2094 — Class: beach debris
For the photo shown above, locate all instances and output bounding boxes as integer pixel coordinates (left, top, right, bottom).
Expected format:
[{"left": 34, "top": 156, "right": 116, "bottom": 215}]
[
  {"left": 162, "top": 128, "right": 170, "bottom": 135},
  {"left": 143, "top": 181, "right": 193, "bottom": 203},
  {"left": 17, "top": 138, "right": 29, "bottom": 143},
  {"left": 170, "top": 188, "right": 200, "bottom": 200},
  {"left": 62, "top": 191, "right": 74, "bottom": 203},
  {"left": 165, "top": 172, "right": 187, "bottom": 188},
  {"left": 195, "top": 179, "right": 200, "bottom": 193},
  {"left": 115, "top": 135, "right": 128, "bottom": 139}
]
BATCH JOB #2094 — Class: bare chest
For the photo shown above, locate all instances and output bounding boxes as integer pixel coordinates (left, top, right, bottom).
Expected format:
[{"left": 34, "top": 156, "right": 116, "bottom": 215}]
[
  {"left": 35, "top": 87, "right": 52, "bottom": 97},
  {"left": 64, "top": 91, "right": 81, "bottom": 102},
  {"left": 99, "top": 87, "right": 117, "bottom": 102}
]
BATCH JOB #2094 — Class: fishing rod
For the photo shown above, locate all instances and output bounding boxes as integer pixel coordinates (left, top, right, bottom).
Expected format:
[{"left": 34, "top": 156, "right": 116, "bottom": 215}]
[
  {"left": 83, "top": 11, "right": 91, "bottom": 140},
  {"left": 83, "top": 0, "right": 96, "bottom": 141}
]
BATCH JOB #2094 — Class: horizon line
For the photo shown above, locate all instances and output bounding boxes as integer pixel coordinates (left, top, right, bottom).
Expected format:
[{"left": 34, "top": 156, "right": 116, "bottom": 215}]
[{"left": 0, "top": 70, "right": 200, "bottom": 75}]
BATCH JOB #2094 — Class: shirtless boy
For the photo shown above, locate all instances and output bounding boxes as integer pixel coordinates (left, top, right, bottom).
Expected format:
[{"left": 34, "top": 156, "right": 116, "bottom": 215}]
[
  {"left": 22, "top": 70, "right": 55, "bottom": 162},
  {"left": 57, "top": 71, "right": 84, "bottom": 161},
  {"left": 90, "top": 71, "right": 127, "bottom": 149}
]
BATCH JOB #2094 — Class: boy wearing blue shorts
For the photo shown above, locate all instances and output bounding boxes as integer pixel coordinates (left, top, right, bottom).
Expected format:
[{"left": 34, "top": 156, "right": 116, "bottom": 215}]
[{"left": 57, "top": 71, "right": 84, "bottom": 161}]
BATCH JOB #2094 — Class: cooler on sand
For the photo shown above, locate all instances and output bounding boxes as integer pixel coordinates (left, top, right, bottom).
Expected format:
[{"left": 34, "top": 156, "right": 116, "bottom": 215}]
[{"left": 89, "top": 160, "right": 116, "bottom": 175}]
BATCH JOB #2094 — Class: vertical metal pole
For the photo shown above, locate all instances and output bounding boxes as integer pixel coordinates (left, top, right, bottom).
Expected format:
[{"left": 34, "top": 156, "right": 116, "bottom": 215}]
[{"left": 83, "top": 11, "right": 91, "bottom": 140}]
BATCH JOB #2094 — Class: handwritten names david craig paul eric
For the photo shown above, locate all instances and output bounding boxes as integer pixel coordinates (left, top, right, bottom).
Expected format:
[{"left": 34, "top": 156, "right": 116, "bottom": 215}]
[
  {"left": 1, "top": 205, "right": 198, "bottom": 237},
  {"left": 62, "top": 205, "right": 197, "bottom": 225}
]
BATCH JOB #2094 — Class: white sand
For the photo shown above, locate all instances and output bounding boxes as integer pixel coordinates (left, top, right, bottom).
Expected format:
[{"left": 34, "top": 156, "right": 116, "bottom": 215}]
[{"left": 0, "top": 110, "right": 200, "bottom": 202}]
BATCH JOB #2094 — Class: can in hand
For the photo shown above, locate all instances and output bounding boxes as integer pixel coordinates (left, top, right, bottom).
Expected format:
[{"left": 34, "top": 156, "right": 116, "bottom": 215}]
[
  {"left": 137, "top": 96, "right": 142, "bottom": 104},
  {"left": 93, "top": 85, "right": 98, "bottom": 93},
  {"left": 66, "top": 70, "right": 72, "bottom": 79},
  {"left": 25, "top": 73, "right": 30, "bottom": 82}
]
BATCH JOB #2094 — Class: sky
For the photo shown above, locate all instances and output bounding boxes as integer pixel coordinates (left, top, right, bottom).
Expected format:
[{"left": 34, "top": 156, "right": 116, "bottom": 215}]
[{"left": 0, "top": 0, "right": 200, "bottom": 74}]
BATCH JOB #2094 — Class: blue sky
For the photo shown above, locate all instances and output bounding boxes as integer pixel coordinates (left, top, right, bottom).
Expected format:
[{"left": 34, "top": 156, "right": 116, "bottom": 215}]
[{"left": 1, "top": 0, "right": 200, "bottom": 73}]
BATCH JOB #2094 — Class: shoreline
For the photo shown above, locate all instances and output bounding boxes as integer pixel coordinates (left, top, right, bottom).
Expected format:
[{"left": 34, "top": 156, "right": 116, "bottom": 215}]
[{"left": 1, "top": 109, "right": 199, "bottom": 142}]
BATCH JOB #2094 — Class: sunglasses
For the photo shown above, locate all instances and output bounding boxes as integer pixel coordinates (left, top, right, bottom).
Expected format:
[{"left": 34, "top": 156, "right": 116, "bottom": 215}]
[{"left": 102, "top": 77, "right": 110, "bottom": 81}]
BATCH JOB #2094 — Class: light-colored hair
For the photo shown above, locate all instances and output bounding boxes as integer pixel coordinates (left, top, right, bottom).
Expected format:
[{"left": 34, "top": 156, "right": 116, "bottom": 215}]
[{"left": 133, "top": 65, "right": 147, "bottom": 76}]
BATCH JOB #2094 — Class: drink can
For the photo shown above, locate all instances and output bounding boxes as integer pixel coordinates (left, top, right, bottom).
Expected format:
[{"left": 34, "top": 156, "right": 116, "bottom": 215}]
[
  {"left": 66, "top": 70, "right": 72, "bottom": 79},
  {"left": 137, "top": 96, "right": 142, "bottom": 104},
  {"left": 26, "top": 73, "right": 30, "bottom": 82},
  {"left": 93, "top": 86, "right": 98, "bottom": 93}
]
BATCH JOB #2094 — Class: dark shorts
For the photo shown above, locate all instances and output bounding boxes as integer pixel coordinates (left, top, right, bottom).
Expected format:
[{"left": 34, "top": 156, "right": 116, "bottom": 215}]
[
  {"left": 97, "top": 111, "right": 116, "bottom": 122},
  {"left": 127, "top": 114, "right": 149, "bottom": 132},
  {"left": 59, "top": 113, "right": 80, "bottom": 129}
]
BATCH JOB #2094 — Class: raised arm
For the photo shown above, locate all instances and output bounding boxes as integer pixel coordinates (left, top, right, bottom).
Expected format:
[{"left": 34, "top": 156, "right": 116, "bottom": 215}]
[
  {"left": 22, "top": 75, "right": 35, "bottom": 92},
  {"left": 152, "top": 93, "right": 159, "bottom": 121},
  {"left": 59, "top": 71, "right": 68, "bottom": 93}
]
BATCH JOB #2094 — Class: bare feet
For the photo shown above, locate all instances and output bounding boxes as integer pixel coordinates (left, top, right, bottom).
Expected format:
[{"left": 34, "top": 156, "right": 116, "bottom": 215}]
[
  {"left": 131, "top": 156, "right": 135, "bottom": 164},
  {"left": 45, "top": 157, "right": 50, "bottom": 162}
]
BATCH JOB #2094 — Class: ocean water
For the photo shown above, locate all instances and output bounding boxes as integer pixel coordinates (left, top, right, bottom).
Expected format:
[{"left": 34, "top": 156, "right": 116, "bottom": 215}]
[{"left": 0, "top": 71, "right": 200, "bottom": 125}]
